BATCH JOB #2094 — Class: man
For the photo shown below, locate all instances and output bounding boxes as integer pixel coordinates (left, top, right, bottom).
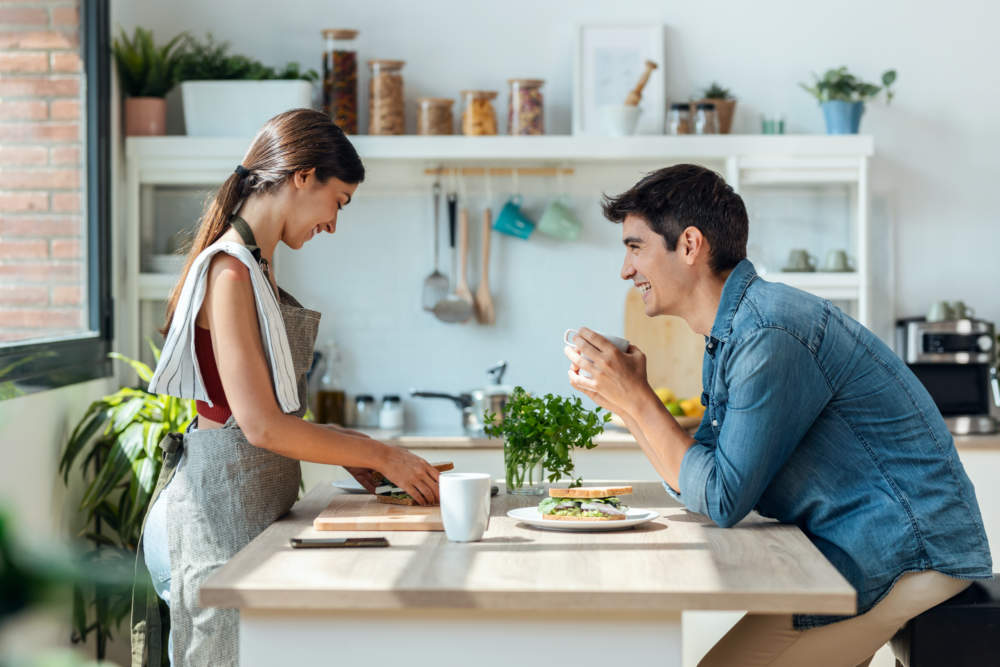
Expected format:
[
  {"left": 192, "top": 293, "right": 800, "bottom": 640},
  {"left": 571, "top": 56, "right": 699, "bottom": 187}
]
[{"left": 564, "top": 164, "right": 991, "bottom": 666}]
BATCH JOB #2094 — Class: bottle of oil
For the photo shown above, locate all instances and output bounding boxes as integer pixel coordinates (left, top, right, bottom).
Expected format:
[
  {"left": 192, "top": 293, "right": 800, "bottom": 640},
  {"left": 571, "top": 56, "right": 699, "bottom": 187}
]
[{"left": 315, "top": 339, "right": 346, "bottom": 425}]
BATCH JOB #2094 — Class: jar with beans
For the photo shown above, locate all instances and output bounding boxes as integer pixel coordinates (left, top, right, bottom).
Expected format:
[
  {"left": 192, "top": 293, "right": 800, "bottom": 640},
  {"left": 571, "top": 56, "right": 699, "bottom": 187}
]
[
  {"left": 368, "top": 59, "right": 406, "bottom": 135},
  {"left": 461, "top": 90, "right": 498, "bottom": 136},
  {"left": 321, "top": 29, "right": 359, "bottom": 133},
  {"left": 507, "top": 79, "right": 544, "bottom": 135},
  {"left": 417, "top": 97, "right": 454, "bottom": 135}
]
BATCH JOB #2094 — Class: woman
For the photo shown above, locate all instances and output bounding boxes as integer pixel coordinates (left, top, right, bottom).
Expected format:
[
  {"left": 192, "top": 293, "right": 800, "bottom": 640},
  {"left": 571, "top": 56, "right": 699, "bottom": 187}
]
[{"left": 130, "top": 109, "right": 441, "bottom": 667}]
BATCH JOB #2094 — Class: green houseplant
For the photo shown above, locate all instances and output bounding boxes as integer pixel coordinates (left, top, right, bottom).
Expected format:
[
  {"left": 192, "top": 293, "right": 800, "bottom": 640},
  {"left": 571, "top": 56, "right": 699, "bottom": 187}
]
[
  {"left": 59, "top": 344, "right": 195, "bottom": 660},
  {"left": 694, "top": 81, "right": 737, "bottom": 134},
  {"left": 800, "top": 66, "right": 897, "bottom": 134},
  {"left": 175, "top": 33, "right": 319, "bottom": 137},
  {"left": 483, "top": 387, "right": 610, "bottom": 494},
  {"left": 111, "top": 27, "right": 187, "bottom": 136}
]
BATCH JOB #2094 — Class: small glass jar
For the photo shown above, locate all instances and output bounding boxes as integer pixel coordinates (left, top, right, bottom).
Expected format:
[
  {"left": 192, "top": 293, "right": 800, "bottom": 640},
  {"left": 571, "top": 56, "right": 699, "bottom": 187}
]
[
  {"left": 416, "top": 97, "right": 454, "bottom": 135},
  {"left": 461, "top": 90, "right": 498, "bottom": 135},
  {"left": 353, "top": 394, "right": 379, "bottom": 428},
  {"left": 378, "top": 395, "right": 404, "bottom": 431},
  {"left": 368, "top": 59, "right": 406, "bottom": 135},
  {"left": 507, "top": 78, "right": 544, "bottom": 135},
  {"left": 693, "top": 102, "right": 718, "bottom": 135},
  {"left": 321, "top": 29, "right": 359, "bottom": 133},
  {"left": 666, "top": 102, "right": 691, "bottom": 135}
]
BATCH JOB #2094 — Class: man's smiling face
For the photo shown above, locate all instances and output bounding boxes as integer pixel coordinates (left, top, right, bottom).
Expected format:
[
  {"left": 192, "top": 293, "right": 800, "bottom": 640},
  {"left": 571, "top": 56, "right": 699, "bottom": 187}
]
[{"left": 619, "top": 214, "right": 689, "bottom": 317}]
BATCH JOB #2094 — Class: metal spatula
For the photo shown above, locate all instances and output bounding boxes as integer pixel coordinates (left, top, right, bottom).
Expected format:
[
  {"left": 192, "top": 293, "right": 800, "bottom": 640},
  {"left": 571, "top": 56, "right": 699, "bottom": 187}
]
[
  {"left": 422, "top": 182, "right": 449, "bottom": 310},
  {"left": 433, "top": 192, "right": 474, "bottom": 323}
]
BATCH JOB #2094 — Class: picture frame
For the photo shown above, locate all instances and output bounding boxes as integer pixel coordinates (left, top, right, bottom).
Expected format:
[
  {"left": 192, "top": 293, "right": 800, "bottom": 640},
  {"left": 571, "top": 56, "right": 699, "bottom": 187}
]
[{"left": 572, "top": 23, "right": 665, "bottom": 136}]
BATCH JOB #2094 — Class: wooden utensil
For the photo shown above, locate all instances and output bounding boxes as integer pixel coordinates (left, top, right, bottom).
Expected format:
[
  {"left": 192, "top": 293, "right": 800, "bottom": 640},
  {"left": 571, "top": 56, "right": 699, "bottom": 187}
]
[
  {"left": 475, "top": 207, "right": 496, "bottom": 324},
  {"left": 624, "top": 286, "right": 703, "bottom": 397},
  {"left": 314, "top": 493, "right": 443, "bottom": 531},
  {"left": 455, "top": 206, "right": 475, "bottom": 307},
  {"left": 624, "top": 59, "right": 659, "bottom": 107}
]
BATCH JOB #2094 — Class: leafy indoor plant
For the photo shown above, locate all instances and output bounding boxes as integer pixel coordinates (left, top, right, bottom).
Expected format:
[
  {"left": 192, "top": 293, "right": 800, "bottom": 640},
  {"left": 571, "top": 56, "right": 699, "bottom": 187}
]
[
  {"left": 175, "top": 33, "right": 319, "bottom": 137},
  {"left": 111, "top": 27, "right": 187, "bottom": 136},
  {"left": 800, "top": 66, "right": 897, "bottom": 134},
  {"left": 694, "top": 81, "right": 737, "bottom": 134},
  {"left": 59, "top": 344, "right": 194, "bottom": 660},
  {"left": 483, "top": 386, "right": 610, "bottom": 494}
]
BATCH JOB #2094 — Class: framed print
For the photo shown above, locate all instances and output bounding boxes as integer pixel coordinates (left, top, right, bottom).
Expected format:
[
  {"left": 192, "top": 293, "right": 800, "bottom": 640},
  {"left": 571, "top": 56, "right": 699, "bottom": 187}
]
[{"left": 572, "top": 23, "right": 665, "bottom": 136}]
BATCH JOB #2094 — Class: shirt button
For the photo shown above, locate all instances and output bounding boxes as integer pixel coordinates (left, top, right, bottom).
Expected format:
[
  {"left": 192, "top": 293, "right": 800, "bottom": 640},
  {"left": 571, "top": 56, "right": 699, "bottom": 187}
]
[{"left": 712, "top": 419, "right": 719, "bottom": 427}]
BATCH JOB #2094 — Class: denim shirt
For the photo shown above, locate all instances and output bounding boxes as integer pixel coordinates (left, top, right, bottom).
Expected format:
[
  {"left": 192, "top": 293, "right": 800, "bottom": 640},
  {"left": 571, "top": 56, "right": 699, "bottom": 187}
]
[{"left": 665, "top": 259, "right": 992, "bottom": 628}]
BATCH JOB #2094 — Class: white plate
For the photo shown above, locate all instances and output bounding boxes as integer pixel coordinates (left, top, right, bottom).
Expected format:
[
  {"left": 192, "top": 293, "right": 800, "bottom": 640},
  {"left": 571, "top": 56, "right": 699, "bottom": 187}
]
[
  {"left": 506, "top": 506, "right": 660, "bottom": 532},
  {"left": 331, "top": 478, "right": 368, "bottom": 494}
]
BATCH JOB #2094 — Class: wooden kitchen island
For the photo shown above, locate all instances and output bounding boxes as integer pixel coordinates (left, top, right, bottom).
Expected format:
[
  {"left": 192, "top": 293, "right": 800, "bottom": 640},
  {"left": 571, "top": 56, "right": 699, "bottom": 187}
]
[{"left": 201, "top": 482, "right": 855, "bottom": 667}]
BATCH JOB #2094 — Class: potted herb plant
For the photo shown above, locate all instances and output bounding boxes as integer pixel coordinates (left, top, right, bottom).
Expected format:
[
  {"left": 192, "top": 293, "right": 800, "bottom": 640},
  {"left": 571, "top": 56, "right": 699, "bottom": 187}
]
[
  {"left": 58, "top": 345, "right": 194, "bottom": 660},
  {"left": 800, "top": 66, "right": 897, "bottom": 134},
  {"left": 483, "top": 386, "right": 610, "bottom": 495},
  {"left": 692, "top": 81, "right": 737, "bottom": 134},
  {"left": 176, "top": 33, "right": 319, "bottom": 137},
  {"left": 111, "top": 27, "right": 186, "bottom": 136}
]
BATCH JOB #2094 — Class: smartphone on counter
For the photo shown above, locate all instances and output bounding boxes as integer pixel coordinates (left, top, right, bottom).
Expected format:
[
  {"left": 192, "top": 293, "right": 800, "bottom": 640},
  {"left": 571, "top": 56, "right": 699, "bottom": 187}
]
[{"left": 290, "top": 537, "right": 389, "bottom": 548}]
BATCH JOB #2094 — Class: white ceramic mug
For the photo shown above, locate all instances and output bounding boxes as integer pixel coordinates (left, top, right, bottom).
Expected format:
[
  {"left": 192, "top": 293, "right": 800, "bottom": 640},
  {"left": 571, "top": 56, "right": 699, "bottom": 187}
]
[
  {"left": 563, "top": 328, "right": 630, "bottom": 353},
  {"left": 440, "top": 472, "right": 492, "bottom": 542}
]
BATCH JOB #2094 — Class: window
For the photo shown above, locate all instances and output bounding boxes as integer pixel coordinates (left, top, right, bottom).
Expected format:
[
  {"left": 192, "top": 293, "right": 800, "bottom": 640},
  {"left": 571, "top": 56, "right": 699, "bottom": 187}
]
[{"left": 0, "top": 0, "right": 111, "bottom": 397}]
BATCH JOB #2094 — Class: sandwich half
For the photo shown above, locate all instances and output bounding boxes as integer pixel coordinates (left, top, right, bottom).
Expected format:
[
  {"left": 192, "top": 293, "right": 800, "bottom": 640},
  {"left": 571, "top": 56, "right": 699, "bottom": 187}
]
[
  {"left": 374, "top": 461, "right": 454, "bottom": 506},
  {"left": 538, "top": 486, "right": 632, "bottom": 521}
]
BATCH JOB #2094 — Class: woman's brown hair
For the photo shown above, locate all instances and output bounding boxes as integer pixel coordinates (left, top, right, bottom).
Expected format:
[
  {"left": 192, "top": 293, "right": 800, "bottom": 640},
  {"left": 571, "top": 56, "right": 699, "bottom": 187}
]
[{"left": 160, "top": 108, "right": 365, "bottom": 335}]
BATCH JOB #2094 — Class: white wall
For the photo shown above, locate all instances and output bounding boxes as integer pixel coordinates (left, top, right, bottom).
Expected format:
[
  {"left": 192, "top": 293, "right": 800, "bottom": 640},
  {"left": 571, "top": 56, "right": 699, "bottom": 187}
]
[{"left": 112, "top": 0, "right": 1000, "bottom": 429}]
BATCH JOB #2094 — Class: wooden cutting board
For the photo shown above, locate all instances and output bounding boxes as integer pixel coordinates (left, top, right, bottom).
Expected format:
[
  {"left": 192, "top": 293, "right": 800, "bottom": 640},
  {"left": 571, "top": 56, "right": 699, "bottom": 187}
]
[
  {"left": 313, "top": 492, "right": 443, "bottom": 531},
  {"left": 624, "top": 287, "right": 705, "bottom": 398}
]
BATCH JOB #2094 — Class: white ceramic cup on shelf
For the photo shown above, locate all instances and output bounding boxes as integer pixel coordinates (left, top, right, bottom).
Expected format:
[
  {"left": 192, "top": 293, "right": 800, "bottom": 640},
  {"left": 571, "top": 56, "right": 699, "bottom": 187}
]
[{"left": 440, "top": 472, "right": 492, "bottom": 543}]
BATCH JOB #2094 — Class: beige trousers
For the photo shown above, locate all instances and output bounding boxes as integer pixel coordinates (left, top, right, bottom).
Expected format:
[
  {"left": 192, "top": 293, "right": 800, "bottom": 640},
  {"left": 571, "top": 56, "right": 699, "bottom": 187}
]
[{"left": 699, "top": 570, "right": 972, "bottom": 667}]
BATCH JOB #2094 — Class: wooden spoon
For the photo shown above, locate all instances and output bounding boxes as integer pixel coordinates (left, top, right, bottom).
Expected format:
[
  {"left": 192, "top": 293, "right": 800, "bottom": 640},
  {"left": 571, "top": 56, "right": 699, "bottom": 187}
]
[
  {"left": 455, "top": 206, "right": 475, "bottom": 308},
  {"left": 624, "top": 60, "right": 659, "bottom": 107},
  {"left": 475, "top": 207, "right": 496, "bottom": 324}
]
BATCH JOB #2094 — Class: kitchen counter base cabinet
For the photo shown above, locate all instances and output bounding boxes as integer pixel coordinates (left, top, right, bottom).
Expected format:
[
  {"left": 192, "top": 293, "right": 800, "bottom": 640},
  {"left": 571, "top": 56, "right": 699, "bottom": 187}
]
[
  {"left": 202, "top": 482, "right": 854, "bottom": 666},
  {"left": 240, "top": 609, "right": 682, "bottom": 667}
]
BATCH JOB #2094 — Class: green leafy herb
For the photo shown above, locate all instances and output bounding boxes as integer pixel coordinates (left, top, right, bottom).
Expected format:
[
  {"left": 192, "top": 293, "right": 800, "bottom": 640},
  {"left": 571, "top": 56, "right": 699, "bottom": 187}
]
[
  {"left": 111, "top": 26, "right": 187, "bottom": 98},
  {"left": 702, "top": 81, "right": 733, "bottom": 100},
  {"left": 175, "top": 33, "right": 318, "bottom": 82},
  {"left": 800, "top": 66, "right": 897, "bottom": 104},
  {"left": 483, "top": 386, "right": 611, "bottom": 490}
]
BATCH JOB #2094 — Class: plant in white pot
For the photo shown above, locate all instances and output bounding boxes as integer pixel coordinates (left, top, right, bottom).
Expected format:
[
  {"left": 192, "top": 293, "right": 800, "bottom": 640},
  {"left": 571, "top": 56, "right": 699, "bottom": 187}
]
[
  {"left": 800, "top": 66, "right": 897, "bottom": 134},
  {"left": 176, "top": 33, "right": 319, "bottom": 137},
  {"left": 111, "top": 27, "right": 186, "bottom": 136}
]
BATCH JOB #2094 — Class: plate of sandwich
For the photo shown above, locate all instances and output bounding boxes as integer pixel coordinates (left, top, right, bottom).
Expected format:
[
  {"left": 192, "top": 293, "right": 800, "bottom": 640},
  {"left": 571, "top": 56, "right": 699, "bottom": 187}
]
[{"left": 507, "top": 485, "right": 658, "bottom": 532}]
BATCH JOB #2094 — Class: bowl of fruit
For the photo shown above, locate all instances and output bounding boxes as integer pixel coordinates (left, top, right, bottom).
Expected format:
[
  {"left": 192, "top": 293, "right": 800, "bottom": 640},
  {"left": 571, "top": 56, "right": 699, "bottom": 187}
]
[{"left": 609, "top": 386, "right": 705, "bottom": 430}]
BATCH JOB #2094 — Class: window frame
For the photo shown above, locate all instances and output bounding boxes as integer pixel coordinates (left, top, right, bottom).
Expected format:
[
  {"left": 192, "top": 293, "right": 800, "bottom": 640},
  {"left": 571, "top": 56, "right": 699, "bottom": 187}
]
[{"left": 0, "top": 0, "right": 113, "bottom": 398}]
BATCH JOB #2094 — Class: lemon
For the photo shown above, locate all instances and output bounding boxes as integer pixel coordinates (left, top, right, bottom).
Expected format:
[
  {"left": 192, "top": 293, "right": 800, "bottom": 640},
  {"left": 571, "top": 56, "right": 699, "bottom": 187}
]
[
  {"left": 679, "top": 398, "right": 704, "bottom": 418},
  {"left": 654, "top": 387, "right": 676, "bottom": 404}
]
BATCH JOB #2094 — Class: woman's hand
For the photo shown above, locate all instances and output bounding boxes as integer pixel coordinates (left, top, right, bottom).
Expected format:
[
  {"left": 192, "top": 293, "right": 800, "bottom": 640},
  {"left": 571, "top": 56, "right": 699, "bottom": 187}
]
[
  {"left": 344, "top": 466, "right": 380, "bottom": 493},
  {"left": 564, "top": 327, "right": 649, "bottom": 421},
  {"left": 375, "top": 445, "right": 441, "bottom": 505}
]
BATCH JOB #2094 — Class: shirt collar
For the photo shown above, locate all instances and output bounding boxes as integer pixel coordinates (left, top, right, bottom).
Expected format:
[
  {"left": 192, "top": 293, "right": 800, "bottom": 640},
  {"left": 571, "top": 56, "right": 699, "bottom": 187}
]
[{"left": 708, "top": 258, "right": 758, "bottom": 344}]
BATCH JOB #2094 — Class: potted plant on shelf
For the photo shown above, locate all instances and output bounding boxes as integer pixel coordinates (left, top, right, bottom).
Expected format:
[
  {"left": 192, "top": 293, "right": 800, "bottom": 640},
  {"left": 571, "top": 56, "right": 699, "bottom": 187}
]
[
  {"left": 693, "top": 81, "right": 737, "bottom": 134},
  {"left": 111, "top": 27, "right": 186, "bottom": 136},
  {"left": 800, "top": 66, "right": 897, "bottom": 134},
  {"left": 58, "top": 344, "right": 194, "bottom": 660},
  {"left": 483, "top": 386, "right": 610, "bottom": 495},
  {"left": 176, "top": 33, "right": 319, "bottom": 137}
]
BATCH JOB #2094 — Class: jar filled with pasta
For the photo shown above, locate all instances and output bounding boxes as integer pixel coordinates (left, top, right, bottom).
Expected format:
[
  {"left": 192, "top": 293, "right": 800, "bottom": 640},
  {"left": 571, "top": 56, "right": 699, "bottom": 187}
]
[
  {"left": 321, "top": 29, "right": 359, "bottom": 133},
  {"left": 417, "top": 97, "right": 454, "bottom": 135},
  {"left": 507, "top": 79, "right": 544, "bottom": 135},
  {"left": 368, "top": 59, "right": 406, "bottom": 135},
  {"left": 460, "top": 90, "right": 498, "bottom": 136}
]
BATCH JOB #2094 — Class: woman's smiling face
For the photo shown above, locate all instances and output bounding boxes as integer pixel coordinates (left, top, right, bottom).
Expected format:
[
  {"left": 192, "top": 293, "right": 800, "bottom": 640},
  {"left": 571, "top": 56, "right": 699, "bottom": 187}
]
[{"left": 283, "top": 169, "right": 359, "bottom": 249}]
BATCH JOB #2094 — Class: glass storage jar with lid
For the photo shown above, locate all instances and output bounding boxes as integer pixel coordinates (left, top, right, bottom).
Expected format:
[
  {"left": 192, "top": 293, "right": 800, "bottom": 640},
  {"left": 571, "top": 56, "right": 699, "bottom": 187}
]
[
  {"left": 321, "top": 29, "right": 359, "bottom": 133},
  {"left": 461, "top": 90, "right": 498, "bottom": 135},
  {"left": 507, "top": 79, "right": 544, "bottom": 135},
  {"left": 693, "top": 102, "right": 718, "bottom": 134},
  {"left": 666, "top": 102, "right": 691, "bottom": 135},
  {"left": 353, "top": 394, "right": 379, "bottom": 428},
  {"left": 378, "top": 395, "right": 404, "bottom": 430},
  {"left": 417, "top": 97, "right": 454, "bottom": 135},
  {"left": 368, "top": 59, "right": 406, "bottom": 135}
]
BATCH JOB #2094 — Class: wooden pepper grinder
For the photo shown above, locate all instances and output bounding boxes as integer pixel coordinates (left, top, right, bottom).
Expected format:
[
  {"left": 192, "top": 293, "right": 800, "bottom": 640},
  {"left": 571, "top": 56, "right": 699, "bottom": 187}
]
[{"left": 624, "top": 60, "right": 659, "bottom": 107}]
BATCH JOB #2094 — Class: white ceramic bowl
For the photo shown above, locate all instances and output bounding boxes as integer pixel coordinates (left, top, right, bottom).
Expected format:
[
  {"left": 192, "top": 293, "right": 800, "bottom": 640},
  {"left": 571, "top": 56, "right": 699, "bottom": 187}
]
[{"left": 600, "top": 105, "right": 642, "bottom": 136}]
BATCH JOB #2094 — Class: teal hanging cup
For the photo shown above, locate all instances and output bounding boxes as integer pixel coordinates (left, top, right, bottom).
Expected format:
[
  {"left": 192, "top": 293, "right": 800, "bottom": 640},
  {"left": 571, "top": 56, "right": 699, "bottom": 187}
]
[{"left": 493, "top": 195, "right": 535, "bottom": 239}]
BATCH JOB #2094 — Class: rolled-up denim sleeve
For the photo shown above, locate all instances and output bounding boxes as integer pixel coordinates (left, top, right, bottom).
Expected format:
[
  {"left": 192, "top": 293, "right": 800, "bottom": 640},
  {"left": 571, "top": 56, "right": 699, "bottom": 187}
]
[
  {"left": 676, "top": 327, "right": 831, "bottom": 528},
  {"left": 662, "top": 412, "right": 715, "bottom": 501}
]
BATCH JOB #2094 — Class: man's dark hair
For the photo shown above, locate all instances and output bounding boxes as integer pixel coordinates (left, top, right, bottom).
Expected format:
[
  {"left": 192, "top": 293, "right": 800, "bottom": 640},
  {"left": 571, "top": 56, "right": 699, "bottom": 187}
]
[{"left": 602, "top": 164, "right": 748, "bottom": 273}]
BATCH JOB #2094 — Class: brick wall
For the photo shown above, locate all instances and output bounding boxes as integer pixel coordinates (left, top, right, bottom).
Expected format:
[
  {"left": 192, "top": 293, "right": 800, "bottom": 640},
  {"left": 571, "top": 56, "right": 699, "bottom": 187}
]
[{"left": 0, "top": 0, "right": 84, "bottom": 344}]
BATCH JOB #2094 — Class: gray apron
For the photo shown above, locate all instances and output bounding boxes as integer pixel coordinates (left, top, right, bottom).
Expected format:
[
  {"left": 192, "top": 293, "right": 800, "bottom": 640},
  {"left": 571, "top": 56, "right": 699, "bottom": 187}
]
[{"left": 131, "top": 240, "right": 320, "bottom": 665}]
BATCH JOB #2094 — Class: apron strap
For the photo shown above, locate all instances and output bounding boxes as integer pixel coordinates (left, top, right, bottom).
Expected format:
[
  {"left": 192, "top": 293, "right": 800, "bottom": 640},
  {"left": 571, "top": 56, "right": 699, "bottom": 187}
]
[{"left": 229, "top": 215, "right": 262, "bottom": 264}]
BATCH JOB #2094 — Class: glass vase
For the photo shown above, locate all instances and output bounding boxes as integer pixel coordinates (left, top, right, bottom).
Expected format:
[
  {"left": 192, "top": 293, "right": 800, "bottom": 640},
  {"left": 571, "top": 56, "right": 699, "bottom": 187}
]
[{"left": 504, "top": 443, "right": 546, "bottom": 495}]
